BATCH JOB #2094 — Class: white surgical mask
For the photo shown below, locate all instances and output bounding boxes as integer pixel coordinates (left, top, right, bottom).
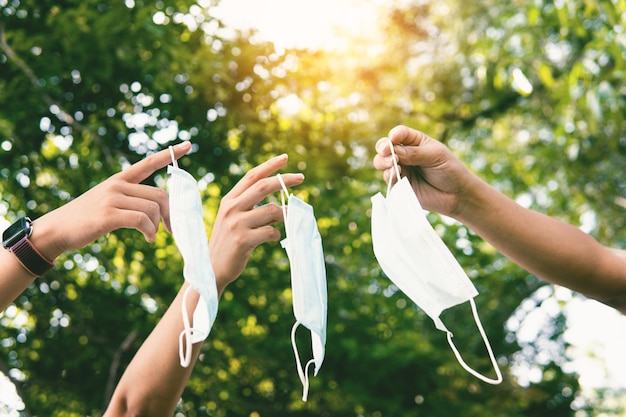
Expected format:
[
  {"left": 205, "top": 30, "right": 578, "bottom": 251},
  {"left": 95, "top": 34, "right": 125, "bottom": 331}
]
[
  {"left": 167, "top": 146, "right": 219, "bottom": 368},
  {"left": 277, "top": 173, "right": 327, "bottom": 401},
  {"left": 370, "top": 141, "right": 502, "bottom": 384}
]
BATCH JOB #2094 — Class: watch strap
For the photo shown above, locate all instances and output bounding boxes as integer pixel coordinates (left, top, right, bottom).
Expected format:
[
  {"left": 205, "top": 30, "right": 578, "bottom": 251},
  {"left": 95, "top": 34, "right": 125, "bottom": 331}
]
[{"left": 10, "top": 236, "right": 55, "bottom": 277}]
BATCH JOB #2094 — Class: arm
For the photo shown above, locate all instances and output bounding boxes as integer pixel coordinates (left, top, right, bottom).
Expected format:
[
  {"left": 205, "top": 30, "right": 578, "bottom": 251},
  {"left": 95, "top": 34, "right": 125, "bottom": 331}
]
[
  {"left": 454, "top": 170, "right": 626, "bottom": 313},
  {"left": 373, "top": 125, "right": 626, "bottom": 313},
  {"left": 102, "top": 282, "right": 201, "bottom": 417},
  {"left": 0, "top": 141, "right": 192, "bottom": 311},
  {"left": 103, "top": 154, "right": 304, "bottom": 417}
]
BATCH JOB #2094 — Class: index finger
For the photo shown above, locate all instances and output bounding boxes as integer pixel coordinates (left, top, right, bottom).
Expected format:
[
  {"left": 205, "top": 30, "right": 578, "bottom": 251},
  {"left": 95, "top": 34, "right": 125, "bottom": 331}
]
[
  {"left": 237, "top": 173, "right": 304, "bottom": 209},
  {"left": 227, "top": 153, "right": 290, "bottom": 199},
  {"left": 118, "top": 141, "right": 192, "bottom": 184}
]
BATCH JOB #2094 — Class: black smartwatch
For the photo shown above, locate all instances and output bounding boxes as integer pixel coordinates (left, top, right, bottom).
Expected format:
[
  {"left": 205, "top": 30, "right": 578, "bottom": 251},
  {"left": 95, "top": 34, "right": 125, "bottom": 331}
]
[{"left": 2, "top": 217, "right": 55, "bottom": 276}]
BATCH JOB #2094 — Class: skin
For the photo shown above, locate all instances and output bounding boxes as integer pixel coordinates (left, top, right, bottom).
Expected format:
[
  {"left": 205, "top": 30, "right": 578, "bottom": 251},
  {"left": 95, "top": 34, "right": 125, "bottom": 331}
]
[
  {"left": 1, "top": 141, "right": 192, "bottom": 311},
  {"left": 102, "top": 153, "right": 304, "bottom": 417},
  {"left": 2, "top": 146, "right": 303, "bottom": 417},
  {"left": 373, "top": 125, "right": 626, "bottom": 314}
]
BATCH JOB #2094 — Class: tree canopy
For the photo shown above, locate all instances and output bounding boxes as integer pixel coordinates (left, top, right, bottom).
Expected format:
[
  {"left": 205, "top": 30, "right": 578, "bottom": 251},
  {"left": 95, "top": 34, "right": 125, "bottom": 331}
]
[{"left": 1, "top": 0, "right": 625, "bottom": 416}]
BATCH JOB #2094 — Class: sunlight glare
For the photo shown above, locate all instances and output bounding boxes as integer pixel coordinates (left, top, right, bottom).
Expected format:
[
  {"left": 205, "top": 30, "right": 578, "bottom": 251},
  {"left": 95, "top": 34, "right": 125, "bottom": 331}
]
[{"left": 211, "top": 0, "right": 383, "bottom": 51}]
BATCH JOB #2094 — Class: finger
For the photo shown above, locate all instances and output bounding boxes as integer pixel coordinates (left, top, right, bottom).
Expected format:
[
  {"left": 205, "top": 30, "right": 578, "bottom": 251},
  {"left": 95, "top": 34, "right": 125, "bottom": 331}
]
[
  {"left": 227, "top": 154, "right": 289, "bottom": 199},
  {"left": 108, "top": 188, "right": 163, "bottom": 233},
  {"left": 242, "top": 225, "right": 282, "bottom": 248},
  {"left": 373, "top": 153, "right": 397, "bottom": 171},
  {"left": 241, "top": 203, "right": 284, "bottom": 229},
  {"left": 119, "top": 141, "right": 192, "bottom": 184},
  {"left": 375, "top": 137, "right": 393, "bottom": 156},
  {"left": 108, "top": 206, "right": 160, "bottom": 242},
  {"left": 129, "top": 184, "right": 171, "bottom": 233},
  {"left": 388, "top": 125, "right": 431, "bottom": 147},
  {"left": 235, "top": 173, "right": 304, "bottom": 209},
  {"left": 395, "top": 139, "right": 446, "bottom": 168},
  {"left": 129, "top": 211, "right": 159, "bottom": 242},
  {"left": 382, "top": 168, "right": 393, "bottom": 186},
  {"left": 102, "top": 180, "right": 172, "bottom": 233},
  {"left": 115, "top": 182, "right": 169, "bottom": 211}
]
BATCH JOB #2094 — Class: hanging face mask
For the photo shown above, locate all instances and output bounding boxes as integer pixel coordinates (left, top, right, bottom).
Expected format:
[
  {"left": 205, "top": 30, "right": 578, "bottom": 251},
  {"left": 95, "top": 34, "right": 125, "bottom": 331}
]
[
  {"left": 277, "top": 173, "right": 327, "bottom": 402},
  {"left": 167, "top": 146, "right": 219, "bottom": 368},
  {"left": 370, "top": 141, "right": 502, "bottom": 385}
]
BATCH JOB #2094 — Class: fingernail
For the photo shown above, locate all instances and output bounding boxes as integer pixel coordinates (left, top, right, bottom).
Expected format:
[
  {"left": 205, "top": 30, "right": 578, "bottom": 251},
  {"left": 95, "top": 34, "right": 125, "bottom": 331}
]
[
  {"left": 395, "top": 145, "right": 406, "bottom": 156},
  {"left": 174, "top": 141, "right": 191, "bottom": 149},
  {"left": 375, "top": 139, "right": 386, "bottom": 153}
]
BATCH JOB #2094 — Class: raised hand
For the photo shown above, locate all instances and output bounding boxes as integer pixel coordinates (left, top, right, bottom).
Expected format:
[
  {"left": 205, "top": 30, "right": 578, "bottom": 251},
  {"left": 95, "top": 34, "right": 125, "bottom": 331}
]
[
  {"left": 208, "top": 154, "right": 304, "bottom": 294},
  {"left": 32, "top": 141, "right": 192, "bottom": 260}
]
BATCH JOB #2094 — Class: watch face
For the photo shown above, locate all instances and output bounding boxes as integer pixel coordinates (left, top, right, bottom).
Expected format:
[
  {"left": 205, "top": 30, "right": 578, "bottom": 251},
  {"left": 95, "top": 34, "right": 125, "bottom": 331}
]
[{"left": 2, "top": 217, "right": 32, "bottom": 249}]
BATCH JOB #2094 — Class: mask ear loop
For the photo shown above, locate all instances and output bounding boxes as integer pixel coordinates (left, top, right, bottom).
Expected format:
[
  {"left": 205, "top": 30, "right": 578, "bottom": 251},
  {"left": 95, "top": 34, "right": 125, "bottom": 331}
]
[
  {"left": 169, "top": 145, "right": 179, "bottom": 168},
  {"left": 290, "top": 321, "right": 315, "bottom": 402},
  {"left": 387, "top": 139, "right": 402, "bottom": 196},
  {"left": 444, "top": 298, "right": 503, "bottom": 384},
  {"left": 276, "top": 173, "right": 289, "bottom": 222},
  {"left": 178, "top": 285, "right": 196, "bottom": 367}
]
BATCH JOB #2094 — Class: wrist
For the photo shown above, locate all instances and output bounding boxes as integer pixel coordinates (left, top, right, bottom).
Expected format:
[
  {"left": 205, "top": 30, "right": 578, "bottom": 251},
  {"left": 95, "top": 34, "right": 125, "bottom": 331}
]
[
  {"left": 30, "top": 216, "right": 65, "bottom": 261},
  {"left": 215, "top": 278, "right": 229, "bottom": 299},
  {"left": 452, "top": 176, "right": 499, "bottom": 225},
  {"left": 2, "top": 217, "right": 56, "bottom": 277}
]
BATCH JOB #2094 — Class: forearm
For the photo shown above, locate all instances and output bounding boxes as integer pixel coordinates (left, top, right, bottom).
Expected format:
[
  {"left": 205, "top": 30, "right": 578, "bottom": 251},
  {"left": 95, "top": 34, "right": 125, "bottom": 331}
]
[
  {"left": 104, "top": 283, "right": 202, "bottom": 417},
  {"left": 0, "top": 248, "right": 37, "bottom": 309},
  {"left": 456, "top": 177, "right": 626, "bottom": 311}
]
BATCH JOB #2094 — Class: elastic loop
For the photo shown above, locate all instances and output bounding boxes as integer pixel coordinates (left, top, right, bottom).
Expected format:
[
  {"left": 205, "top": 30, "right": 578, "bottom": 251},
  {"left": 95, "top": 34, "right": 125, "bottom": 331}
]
[
  {"left": 444, "top": 298, "right": 503, "bottom": 385},
  {"left": 169, "top": 145, "right": 178, "bottom": 168},
  {"left": 290, "top": 321, "right": 312, "bottom": 401},
  {"left": 276, "top": 172, "right": 290, "bottom": 195},
  {"left": 276, "top": 173, "right": 289, "bottom": 222},
  {"left": 302, "top": 359, "right": 315, "bottom": 402},
  {"left": 387, "top": 139, "right": 402, "bottom": 195},
  {"left": 178, "top": 285, "right": 194, "bottom": 367}
]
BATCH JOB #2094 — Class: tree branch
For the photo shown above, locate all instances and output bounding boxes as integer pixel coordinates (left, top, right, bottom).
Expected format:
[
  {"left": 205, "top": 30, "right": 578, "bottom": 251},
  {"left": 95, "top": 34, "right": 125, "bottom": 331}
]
[
  {"left": 103, "top": 329, "right": 138, "bottom": 409},
  {"left": 0, "top": 22, "right": 112, "bottom": 162}
]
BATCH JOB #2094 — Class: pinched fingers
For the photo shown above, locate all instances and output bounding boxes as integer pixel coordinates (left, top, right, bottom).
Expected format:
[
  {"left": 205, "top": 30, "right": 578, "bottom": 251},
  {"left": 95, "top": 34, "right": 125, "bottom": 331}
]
[
  {"left": 375, "top": 125, "right": 436, "bottom": 157},
  {"left": 387, "top": 125, "right": 432, "bottom": 147},
  {"left": 375, "top": 136, "right": 393, "bottom": 156},
  {"left": 118, "top": 185, "right": 170, "bottom": 241},
  {"left": 374, "top": 125, "right": 420, "bottom": 156},
  {"left": 231, "top": 173, "right": 304, "bottom": 210},
  {"left": 227, "top": 154, "right": 286, "bottom": 198},
  {"left": 104, "top": 142, "right": 191, "bottom": 238},
  {"left": 93, "top": 180, "right": 170, "bottom": 241}
]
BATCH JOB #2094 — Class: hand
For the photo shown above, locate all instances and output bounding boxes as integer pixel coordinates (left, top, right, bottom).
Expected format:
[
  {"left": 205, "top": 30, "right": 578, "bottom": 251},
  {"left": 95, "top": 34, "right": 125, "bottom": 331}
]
[
  {"left": 373, "top": 125, "right": 477, "bottom": 217},
  {"left": 33, "top": 141, "right": 192, "bottom": 259},
  {"left": 209, "top": 154, "right": 304, "bottom": 294}
]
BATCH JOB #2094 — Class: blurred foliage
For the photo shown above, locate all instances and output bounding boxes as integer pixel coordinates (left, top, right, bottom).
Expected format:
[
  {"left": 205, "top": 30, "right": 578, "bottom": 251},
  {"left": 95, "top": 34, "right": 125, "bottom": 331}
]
[{"left": 1, "top": 0, "right": 625, "bottom": 416}]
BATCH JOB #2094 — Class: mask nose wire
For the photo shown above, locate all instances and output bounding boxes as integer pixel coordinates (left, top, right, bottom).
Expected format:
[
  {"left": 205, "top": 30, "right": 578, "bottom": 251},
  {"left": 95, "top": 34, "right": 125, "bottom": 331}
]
[
  {"left": 276, "top": 173, "right": 289, "bottom": 222},
  {"left": 387, "top": 139, "right": 402, "bottom": 195},
  {"left": 168, "top": 145, "right": 178, "bottom": 168}
]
